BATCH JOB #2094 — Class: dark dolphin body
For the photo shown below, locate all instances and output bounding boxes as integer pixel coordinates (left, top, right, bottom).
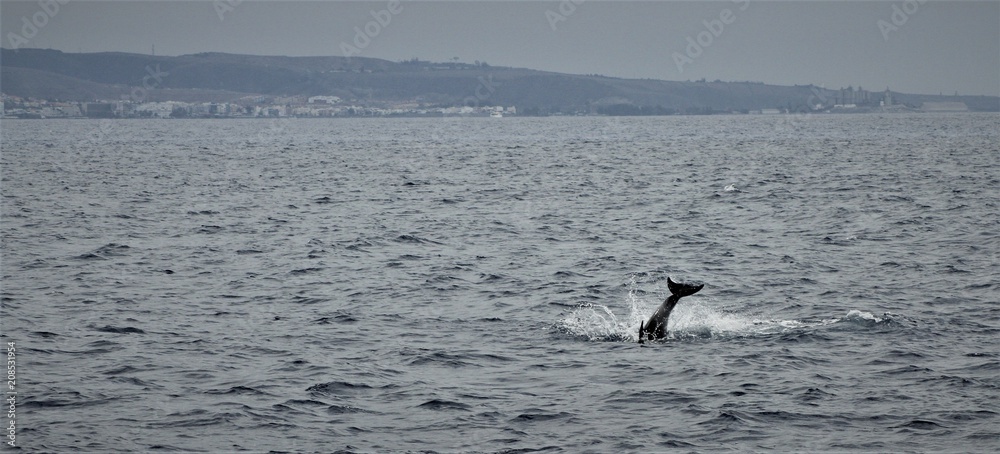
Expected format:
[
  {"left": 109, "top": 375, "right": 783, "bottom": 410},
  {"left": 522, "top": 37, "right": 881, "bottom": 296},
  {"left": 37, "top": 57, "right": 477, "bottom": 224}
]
[{"left": 638, "top": 278, "right": 704, "bottom": 343}]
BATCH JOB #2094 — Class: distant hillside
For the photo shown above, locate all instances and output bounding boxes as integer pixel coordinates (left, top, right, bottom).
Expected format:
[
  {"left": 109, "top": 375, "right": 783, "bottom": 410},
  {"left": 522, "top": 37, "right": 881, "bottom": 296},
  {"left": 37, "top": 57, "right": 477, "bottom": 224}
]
[{"left": 2, "top": 48, "right": 997, "bottom": 112}]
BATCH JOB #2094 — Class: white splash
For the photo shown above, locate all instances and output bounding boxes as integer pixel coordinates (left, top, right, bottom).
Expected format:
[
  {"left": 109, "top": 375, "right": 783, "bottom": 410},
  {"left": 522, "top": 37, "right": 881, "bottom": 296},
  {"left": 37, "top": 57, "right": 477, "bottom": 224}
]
[
  {"left": 835, "top": 309, "right": 894, "bottom": 326},
  {"left": 559, "top": 279, "right": 775, "bottom": 341},
  {"left": 844, "top": 309, "right": 879, "bottom": 320},
  {"left": 558, "top": 279, "right": 892, "bottom": 342}
]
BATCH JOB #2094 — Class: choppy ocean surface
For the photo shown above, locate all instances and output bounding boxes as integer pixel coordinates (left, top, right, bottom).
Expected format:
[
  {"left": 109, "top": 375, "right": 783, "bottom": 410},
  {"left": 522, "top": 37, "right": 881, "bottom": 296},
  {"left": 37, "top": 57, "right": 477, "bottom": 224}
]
[{"left": 2, "top": 114, "right": 999, "bottom": 452}]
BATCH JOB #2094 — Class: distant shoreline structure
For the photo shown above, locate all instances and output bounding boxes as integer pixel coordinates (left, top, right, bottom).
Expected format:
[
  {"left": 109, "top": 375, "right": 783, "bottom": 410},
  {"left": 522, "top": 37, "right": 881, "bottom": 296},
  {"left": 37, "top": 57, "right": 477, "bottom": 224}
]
[
  {"left": 4, "top": 105, "right": 988, "bottom": 120},
  {"left": 3, "top": 48, "right": 997, "bottom": 118}
]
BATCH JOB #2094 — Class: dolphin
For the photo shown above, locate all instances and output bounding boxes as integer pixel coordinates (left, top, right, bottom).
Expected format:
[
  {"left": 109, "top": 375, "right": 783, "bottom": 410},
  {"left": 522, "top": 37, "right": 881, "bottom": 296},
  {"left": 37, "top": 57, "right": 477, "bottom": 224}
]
[{"left": 638, "top": 277, "right": 704, "bottom": 343}]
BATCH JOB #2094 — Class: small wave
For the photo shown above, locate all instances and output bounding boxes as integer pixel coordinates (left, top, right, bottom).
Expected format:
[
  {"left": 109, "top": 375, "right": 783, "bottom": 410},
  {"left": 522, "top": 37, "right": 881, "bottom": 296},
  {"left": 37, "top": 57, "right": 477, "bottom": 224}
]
[
  {"left": 394, "top": 234, "right": 443, "bottom": 245},
  {"left": 278, "top": 399, "right": 327, "bottom": 408},
  {"left": 74, "top": 243, "right": 131, "bottom": 260},
  {"left": 511, "top": 410, "right": 572, "bottom": 422},
  {"left": 205, "top": 385, "right": 268, "bottom": 396},
  {"left": 197, "top": 225, "right": 224, "bottom": 234},
  {"left": 315, "top": 313, "right": 357, "bottom": 324},
  {"left": 306, "top": 381, "right": 396, "bottom": 397},
  {"left": 417, "top": 399, "right": 472, "bottom": 411},
  {"left": 894, "top": 419, "right": 947, "bottom": 430},
  {"left": 94, "top": 325, "right": 145, "bottom": 334},
  {"left": 21, "top": 391, "right": 113, "bottom": 409},
  {"left": 478, "top": 273, "right": 509, "bottom": 283},
  {"left": 327, "top": 404, "right": 374, "bottom": 415},
  {"left": 696, "top": 410, "right": 749, "bottom": 431},
  {"left": 109, "top": 376, "right": 151, "bottom": 387},
  {"left": 407, "top": 351, "right": 476, "bottom": 368},
  {"left": 102, "top": 365, "right": 141, "bottom": 375}
]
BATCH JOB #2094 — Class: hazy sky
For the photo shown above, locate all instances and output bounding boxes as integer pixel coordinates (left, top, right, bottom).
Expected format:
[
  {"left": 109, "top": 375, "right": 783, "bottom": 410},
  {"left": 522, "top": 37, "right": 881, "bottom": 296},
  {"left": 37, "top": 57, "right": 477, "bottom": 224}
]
[{"left": 3, "top": 0, "right": 998, "bottom": 96}]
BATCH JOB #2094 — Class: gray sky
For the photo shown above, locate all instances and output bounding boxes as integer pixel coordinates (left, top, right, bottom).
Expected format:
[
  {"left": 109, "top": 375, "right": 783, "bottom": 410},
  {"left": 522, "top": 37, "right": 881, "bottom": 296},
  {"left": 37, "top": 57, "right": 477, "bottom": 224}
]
[{"left": 3, "top": 0, "right": 998, "bottom": 96}]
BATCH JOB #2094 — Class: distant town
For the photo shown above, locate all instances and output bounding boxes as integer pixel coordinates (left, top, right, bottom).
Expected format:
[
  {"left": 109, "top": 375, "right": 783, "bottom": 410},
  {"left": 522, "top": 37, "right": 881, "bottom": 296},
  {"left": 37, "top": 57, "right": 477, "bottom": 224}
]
[
  {"left": 3, "top": 49, "right": 993, "bottom": 118},
  {"left": 2, "top": 86, "right": 973, "bottom": 119},
  {"left": 1, "top": 93, "right": 520, "bottom": 119}
]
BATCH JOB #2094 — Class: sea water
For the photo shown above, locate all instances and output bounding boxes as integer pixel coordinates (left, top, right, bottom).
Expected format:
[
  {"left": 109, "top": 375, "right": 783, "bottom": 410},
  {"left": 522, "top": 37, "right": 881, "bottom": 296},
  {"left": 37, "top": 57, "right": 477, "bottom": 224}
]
[{"left": 2, "top": 113, "right": 998, "bottom": 452}]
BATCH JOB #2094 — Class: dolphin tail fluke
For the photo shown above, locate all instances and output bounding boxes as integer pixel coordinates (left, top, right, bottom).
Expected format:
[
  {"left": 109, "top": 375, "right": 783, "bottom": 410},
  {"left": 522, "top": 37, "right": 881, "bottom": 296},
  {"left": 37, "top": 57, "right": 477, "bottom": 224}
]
[{"left": 667, "top": 277, "right": 704, "bottom": 298}]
